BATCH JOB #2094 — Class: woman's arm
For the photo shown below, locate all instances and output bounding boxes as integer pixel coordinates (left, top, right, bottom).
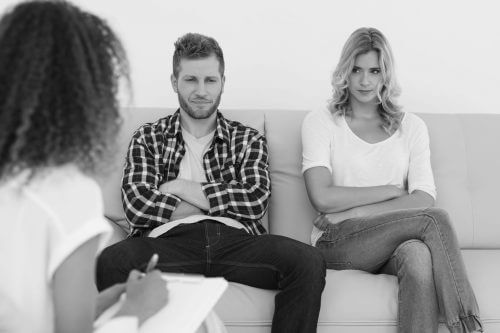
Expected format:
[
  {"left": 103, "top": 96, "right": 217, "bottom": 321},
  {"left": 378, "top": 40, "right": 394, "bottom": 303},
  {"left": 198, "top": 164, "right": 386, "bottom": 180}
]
[
  {"left": 313, "top": 190, "right": 434, "bottom": 230},
  {"left": 53, "top": 236, "right": 168, "bottom": 333},
  {"left": 303, "top": 166, "right": 405, "bottom": 213},
  {"left": 53, "top": 236, "right": 101, "bottom": 333}
]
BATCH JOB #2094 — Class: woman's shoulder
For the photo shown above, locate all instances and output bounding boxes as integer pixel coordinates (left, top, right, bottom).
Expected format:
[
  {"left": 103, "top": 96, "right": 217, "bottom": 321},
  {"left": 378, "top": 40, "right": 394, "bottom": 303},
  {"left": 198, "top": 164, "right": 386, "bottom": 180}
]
[
  {"left": 303, "top": 107, "right": 340, "bottom": 129},
  {"left": 401, "top": 112, "right": 429, "bottom": 134},
  {"left": 26, "top": 165, "right": 104, "bottom": 221}
]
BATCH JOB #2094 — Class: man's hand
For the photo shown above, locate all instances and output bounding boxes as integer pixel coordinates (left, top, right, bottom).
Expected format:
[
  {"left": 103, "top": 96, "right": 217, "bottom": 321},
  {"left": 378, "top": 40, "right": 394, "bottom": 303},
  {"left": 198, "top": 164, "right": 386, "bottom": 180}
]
[{"left": 158, "top": 179, "right": 181, "bottom": 196}]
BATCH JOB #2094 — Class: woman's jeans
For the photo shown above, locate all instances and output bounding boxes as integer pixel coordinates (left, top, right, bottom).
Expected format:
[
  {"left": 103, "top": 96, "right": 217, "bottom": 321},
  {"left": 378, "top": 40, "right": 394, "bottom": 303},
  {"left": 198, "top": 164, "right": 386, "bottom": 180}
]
[
  {"left": 96, "top": 220, "right": 326, "bottom": 333},
  {"left": 316, "top": 208, "right": 482, "bottom": 333}
]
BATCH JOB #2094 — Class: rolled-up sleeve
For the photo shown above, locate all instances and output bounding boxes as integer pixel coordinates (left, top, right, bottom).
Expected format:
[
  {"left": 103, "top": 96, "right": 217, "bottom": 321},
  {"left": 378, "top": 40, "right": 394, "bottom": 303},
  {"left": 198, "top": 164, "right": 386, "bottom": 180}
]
[
  {"left": 301, "top": 110, "right": 334, "bottom": 174},
  {"left": 407, "top": 116, "right": 437, "bottom": 199},
  {"left": 122, "top": 130, "right": 181, "bottom": 237}
]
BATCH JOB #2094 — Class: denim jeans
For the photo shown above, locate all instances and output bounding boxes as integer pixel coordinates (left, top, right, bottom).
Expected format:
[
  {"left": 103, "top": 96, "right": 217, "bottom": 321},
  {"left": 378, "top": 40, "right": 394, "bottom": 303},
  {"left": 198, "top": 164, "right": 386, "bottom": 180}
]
[
  {"left": 316, "top": 208, "right": 482, "bottom": 333},
  {"left": 96, "top": 220, "right": 326, "bottom": 333}
]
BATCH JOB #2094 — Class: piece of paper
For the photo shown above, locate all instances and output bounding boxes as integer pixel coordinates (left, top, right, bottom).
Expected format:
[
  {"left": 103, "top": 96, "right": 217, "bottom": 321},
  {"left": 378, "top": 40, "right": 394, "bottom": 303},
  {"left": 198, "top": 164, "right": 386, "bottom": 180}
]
[{"left": 95, "top": 273, "right": 228, "bottom": 333}]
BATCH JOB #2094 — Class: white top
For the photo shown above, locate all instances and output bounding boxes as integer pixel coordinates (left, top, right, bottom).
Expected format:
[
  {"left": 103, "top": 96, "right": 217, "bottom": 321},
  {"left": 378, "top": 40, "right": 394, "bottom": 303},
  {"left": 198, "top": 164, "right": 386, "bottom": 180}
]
[
  {"left": 302, "top": 108, "right": 436, "bottom": 245},
  {"left": 149, "top": 128, "right": 244, "bottom": 238},
  {"left": 0, "top": 165, "right": 137, "bottom": 333}
]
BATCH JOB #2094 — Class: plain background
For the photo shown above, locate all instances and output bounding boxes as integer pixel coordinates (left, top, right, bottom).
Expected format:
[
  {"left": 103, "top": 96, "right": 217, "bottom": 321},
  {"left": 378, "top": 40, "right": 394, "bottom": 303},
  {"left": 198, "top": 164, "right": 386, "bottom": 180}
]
[{"left": 1, "top": 0, "right": 499, "bottom": 114}]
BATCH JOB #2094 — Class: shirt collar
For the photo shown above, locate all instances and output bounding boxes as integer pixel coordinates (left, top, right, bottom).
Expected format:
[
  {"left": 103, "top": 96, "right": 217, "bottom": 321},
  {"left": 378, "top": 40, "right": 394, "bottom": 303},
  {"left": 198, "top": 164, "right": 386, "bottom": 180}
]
[{"left": 166, "top": 109, "right": 230, "bottom": 144}]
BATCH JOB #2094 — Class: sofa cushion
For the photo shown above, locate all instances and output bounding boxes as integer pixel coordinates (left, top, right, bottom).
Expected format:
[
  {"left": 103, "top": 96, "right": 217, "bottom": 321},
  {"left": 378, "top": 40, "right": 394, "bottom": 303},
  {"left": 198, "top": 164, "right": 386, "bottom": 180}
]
[{"left": 214, "top": 249, "right": 500, "bottom": 332}]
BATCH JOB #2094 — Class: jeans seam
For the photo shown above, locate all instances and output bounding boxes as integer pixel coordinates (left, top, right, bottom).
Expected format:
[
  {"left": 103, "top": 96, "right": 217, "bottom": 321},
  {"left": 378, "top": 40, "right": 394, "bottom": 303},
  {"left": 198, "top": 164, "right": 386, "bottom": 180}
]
[
  {"left": 204, "top": 222, "right": 211, "bottom": 274},
  {"left": 213, "top": 260, "right": 282, "bottom": 273},
  {"left": 422, "top": 211, "right": 468, "bottom": 319},
  {"left": 322, "top": 211, "right": 426, "bottom": 244}
]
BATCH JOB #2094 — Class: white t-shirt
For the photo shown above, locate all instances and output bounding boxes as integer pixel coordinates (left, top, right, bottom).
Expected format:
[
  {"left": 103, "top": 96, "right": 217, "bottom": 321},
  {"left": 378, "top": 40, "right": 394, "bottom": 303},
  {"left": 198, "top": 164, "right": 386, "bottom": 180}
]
[
  {"left": 302, "top": 108, "right": 436, "bottom": 245},
  {"left": 0, "top": 165, "right": 137, "bottom": 333},
  {"left": 149, "top": 127, "right": 244, "bottom": 238}
]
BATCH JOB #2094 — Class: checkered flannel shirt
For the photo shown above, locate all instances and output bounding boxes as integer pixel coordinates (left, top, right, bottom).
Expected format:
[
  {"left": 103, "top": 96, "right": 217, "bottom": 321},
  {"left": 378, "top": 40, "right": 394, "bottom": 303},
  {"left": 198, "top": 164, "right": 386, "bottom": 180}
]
[{"left": 122, "top": 109, "right": 270, "bottom": 237}]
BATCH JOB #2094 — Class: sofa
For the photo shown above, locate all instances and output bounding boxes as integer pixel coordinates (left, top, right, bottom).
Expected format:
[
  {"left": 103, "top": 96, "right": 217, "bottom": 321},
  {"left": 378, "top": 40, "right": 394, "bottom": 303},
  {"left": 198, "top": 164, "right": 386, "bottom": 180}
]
[{"left": 100, "top": 107, "right": 500, "bottom": 332}]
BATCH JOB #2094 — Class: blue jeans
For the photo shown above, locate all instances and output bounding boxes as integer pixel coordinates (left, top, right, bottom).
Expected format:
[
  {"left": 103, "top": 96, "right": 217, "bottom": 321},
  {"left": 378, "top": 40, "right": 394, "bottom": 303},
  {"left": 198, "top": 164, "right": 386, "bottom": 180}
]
[
  {"left": 316, "top": 208, "right": 482, "bottom": 333},
  {"left": 96, "top": 220, "right": 326, "bottom": 333}
]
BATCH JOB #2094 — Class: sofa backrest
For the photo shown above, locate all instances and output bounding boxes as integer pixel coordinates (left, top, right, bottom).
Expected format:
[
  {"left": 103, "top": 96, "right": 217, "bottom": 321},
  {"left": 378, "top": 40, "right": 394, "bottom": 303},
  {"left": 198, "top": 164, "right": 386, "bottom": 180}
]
[{"left": 100, "top": 108, "right": 500, "bottom": 249}]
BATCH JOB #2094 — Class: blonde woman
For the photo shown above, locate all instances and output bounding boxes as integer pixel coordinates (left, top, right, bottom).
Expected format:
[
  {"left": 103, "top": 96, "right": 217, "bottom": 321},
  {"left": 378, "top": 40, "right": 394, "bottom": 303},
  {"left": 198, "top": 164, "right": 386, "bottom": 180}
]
[{"left": 302, "top": 27, "right": 482, "bottom": 332}]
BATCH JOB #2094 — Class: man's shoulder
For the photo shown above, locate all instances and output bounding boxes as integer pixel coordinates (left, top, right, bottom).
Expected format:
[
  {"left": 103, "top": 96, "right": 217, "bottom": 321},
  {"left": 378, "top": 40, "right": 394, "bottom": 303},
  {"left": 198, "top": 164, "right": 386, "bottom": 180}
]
[
  {"left": 220, "top": 114, "right": 263, "bottom": 140},
  {"left": 132, "top": 114, "right": 174, "bottom": 139}
]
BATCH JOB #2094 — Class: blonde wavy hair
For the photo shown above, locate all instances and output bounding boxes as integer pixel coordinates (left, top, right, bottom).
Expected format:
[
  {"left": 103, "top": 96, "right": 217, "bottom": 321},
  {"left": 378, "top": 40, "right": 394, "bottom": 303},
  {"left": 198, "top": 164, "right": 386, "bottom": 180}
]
[{"left": 328, "top": 27, "right": 403, "bottom": 134}]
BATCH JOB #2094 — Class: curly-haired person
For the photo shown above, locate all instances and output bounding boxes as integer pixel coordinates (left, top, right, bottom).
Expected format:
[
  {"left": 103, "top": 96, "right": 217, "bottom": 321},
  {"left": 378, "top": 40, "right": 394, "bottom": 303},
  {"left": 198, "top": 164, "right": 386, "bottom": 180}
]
[{"left": 0, "top": 1, "right": 167, "bottom": 332}]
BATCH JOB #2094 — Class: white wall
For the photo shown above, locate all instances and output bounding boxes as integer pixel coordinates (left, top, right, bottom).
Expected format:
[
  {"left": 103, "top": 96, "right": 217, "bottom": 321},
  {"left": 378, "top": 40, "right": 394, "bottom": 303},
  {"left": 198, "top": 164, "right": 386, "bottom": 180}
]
[{"left": 1, "top": 0, "right": 499, "bottom": 113}]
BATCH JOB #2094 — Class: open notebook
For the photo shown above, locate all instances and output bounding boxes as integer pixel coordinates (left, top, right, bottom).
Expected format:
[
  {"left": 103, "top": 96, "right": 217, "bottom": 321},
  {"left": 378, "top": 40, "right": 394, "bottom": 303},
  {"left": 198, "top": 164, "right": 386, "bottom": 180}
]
[{"left": 95, "top": 273, "right": 228, "bottom": 333}]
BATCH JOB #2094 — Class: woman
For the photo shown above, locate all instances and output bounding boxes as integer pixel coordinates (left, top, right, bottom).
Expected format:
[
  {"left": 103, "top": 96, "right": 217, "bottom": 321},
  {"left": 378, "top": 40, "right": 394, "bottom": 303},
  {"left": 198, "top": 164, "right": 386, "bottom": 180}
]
[
  {"left": 0, "top": 1, "right": 167, "bottom": 332},
  {"left": 302, "top": 27, "right": 482, "bottom": 332}
]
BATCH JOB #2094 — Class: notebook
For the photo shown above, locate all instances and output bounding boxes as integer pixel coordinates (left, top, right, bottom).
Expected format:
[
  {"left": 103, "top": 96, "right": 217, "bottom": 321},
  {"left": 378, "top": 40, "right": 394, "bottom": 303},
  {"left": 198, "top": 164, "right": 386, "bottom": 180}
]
[{"left": 95, "top": 273, "right": 228, "bottom": 333}]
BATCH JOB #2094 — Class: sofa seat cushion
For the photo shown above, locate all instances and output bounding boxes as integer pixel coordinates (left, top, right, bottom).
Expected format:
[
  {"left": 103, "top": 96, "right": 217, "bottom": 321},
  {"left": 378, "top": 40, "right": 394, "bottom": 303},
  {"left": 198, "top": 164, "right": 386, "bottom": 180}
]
[{"left": 214, "top": 250, "right": 500, "bottom": 332}]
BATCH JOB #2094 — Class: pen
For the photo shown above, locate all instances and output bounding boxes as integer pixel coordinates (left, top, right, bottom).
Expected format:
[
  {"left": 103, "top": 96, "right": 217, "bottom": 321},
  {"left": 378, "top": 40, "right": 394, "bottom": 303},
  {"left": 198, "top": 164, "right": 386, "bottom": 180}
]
[{"left": 145, "top": 253, "right": 159, "bottom": 273}]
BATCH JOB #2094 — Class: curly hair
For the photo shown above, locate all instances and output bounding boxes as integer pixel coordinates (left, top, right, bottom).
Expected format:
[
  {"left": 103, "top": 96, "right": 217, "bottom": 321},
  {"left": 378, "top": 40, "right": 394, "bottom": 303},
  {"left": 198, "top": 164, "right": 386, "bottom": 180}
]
[
  {"left": 0, "top": 0, "right": 129, "bottom": 180},
  {"left": 328, "top": 27, "right": 403, "bottom": 134},
  {"left": 172, "top": 32, "right": 225, "bottom": 78}
]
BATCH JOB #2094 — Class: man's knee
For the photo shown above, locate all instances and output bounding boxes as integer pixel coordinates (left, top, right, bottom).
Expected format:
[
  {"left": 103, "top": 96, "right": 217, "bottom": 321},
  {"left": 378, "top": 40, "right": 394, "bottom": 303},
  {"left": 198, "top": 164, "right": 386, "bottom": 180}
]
[
  {"left": 287, "top": 241, "right": 326, "bottom": 284},
  {"left": 96, "top": 239, "right": 148, "bottom": 290}
]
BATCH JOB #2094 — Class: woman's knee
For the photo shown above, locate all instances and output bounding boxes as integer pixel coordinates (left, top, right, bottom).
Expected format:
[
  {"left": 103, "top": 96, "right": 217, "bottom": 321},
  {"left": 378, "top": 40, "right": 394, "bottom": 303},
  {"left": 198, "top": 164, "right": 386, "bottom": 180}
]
[
  {"left": 394, "top": 240, "right": 433, "bottom": 283},
  {"left": 422, "top": 207, "right": 453, "bottom": 231}
]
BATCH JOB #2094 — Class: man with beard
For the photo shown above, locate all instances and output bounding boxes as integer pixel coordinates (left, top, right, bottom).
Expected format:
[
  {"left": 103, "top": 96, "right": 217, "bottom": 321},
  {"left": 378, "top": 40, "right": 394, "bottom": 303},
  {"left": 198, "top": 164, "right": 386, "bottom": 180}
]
[{"left": 96, "top": 33, "right": 326, "bottom": 333}]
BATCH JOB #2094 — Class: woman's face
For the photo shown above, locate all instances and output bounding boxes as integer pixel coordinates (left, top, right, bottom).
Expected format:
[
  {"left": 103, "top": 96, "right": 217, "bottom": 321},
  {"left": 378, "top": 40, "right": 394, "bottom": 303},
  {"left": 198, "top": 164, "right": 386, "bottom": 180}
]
[{"left": 348, "top": 50, "right": 382, "bottom": 105}]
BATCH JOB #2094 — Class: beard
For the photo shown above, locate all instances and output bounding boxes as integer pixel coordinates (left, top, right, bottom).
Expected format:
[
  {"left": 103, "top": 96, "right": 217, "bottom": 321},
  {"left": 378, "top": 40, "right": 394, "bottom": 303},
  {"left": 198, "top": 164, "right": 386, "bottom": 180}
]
[{"left": 178, "top": 92, "right": 222, "bottom": 120}]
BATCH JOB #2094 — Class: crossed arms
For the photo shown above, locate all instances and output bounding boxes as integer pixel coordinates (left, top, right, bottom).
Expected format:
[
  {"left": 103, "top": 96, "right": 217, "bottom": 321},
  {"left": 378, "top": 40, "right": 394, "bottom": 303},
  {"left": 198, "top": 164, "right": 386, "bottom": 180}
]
[{"left": 121, "top": 125, "right": 270, "bottom": 236}]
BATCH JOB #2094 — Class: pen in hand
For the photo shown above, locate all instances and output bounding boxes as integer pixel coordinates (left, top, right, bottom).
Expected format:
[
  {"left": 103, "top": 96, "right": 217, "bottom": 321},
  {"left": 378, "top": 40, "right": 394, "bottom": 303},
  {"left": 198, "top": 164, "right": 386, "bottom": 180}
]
[{"left": 144, "top": 253, "right": 159, "bottom": 274}]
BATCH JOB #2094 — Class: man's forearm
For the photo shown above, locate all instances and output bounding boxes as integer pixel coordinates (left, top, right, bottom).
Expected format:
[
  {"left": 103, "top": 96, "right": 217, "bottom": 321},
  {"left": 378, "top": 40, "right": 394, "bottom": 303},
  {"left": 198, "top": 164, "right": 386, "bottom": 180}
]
[
  {"left": 159, "top": 179, "right": 210, "bottom": 211},
  {"left": 169, "top": 200, "right": 205, "bottom": 221}
]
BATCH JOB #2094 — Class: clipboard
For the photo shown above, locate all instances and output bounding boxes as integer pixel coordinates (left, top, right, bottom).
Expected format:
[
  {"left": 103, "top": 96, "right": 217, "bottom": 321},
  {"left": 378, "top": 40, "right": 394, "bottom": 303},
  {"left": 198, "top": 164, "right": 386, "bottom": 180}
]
[{"left": 95, "top": 273, "right": 228, "bottom": 333}]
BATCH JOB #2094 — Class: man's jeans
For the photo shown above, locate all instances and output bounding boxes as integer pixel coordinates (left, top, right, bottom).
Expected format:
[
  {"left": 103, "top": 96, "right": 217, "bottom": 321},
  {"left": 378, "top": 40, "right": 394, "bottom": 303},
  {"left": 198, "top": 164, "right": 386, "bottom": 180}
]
[
  {"left": 97, "top": 220, "right": 326, "bottom": 333},
  {"left": 316, "top": 207, "right": 482, "bottom": 333}
]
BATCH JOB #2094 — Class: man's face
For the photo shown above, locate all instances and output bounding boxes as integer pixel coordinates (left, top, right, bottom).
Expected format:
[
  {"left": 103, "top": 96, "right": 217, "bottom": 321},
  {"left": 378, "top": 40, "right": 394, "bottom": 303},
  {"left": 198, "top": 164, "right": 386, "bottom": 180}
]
[{"left": 171, "top": 55, "right": 225, "bottom": 120}]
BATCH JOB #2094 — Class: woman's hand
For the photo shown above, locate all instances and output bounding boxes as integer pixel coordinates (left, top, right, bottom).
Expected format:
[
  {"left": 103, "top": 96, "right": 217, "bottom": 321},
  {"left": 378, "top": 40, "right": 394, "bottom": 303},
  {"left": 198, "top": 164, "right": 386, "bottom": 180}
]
[
  {"left": 116, "top": 269, "right": 168, "bottom": 325},
  {"left": 313, "top": 209, "right": 359, "bottom": 230},
  {"left": 95, "top": 282, "right": 127, "bottom": 319}
]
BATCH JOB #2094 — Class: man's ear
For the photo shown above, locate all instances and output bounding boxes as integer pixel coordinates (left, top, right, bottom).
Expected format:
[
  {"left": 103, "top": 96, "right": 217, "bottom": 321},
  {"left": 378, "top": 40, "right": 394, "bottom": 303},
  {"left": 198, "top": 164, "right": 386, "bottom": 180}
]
[
  {"left": 170, "top": 74, "right": 178, "bottom": 93},
  {"left": 221, "top": 75, "right": 225, "bottom": 93}
]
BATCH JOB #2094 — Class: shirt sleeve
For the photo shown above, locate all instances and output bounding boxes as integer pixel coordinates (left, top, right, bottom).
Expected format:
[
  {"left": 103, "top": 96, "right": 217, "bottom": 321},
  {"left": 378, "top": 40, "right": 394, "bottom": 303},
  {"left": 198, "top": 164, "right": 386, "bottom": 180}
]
[
  {"left": 122, "top": 128, "right": 181, "bottom": 237},
  {"left": 201, "top": 133, "right": 271, "bottom": 222},
  {"left": 407, "top": 115, "right": 437, "bottom": 199},
  {"left": 301, "top": 110, "right": 333, "bottom": 174}
]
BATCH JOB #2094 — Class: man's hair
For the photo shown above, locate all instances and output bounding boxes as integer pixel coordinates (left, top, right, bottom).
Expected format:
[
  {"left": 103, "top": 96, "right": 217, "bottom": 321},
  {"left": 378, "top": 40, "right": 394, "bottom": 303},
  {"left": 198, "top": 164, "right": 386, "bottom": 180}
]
[
  {"left": 328, "top": 27, "right": 403, "bottom": 134},
  {"left": 172, "top": 33, "right": 225, "bottom": 78},
  {"left": 0, "top": 0, "right": 129, "bottom": 180}
]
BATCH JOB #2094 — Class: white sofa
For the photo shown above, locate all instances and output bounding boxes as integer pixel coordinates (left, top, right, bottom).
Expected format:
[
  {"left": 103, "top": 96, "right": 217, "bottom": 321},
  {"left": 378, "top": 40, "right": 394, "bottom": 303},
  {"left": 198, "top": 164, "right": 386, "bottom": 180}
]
[{"left": 100, "top": 107, "right": 500, "bottom": 332}]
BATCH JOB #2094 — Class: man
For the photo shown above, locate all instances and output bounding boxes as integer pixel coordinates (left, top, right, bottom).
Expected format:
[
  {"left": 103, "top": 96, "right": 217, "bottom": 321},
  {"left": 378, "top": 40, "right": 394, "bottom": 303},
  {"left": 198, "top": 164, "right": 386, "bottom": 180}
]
[{"left": 97, "top": 33, "right": 326, "bottom": 332}]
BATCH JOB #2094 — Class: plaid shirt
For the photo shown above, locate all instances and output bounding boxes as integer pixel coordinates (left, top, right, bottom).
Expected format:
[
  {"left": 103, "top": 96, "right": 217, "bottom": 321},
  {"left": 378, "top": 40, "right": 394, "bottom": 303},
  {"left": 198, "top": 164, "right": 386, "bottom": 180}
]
[{"left": 122, "top": 110, "right": 270, "bottom": 237}]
